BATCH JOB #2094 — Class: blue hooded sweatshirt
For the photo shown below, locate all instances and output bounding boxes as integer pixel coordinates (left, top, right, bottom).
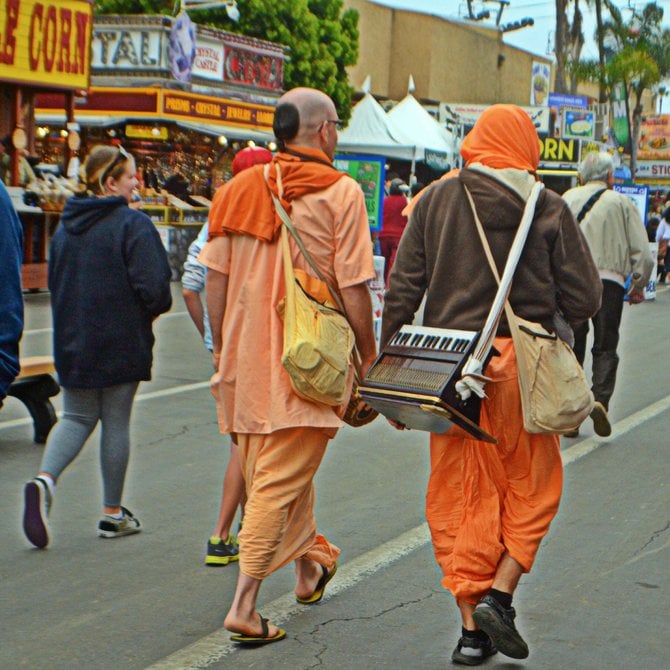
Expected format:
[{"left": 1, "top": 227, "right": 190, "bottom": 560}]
[
  {"left": 49, "top": 195, "right": 172, "bottom": 388},
  {"left": 0, "top": 182, "right": 24, "bottom": 402}
]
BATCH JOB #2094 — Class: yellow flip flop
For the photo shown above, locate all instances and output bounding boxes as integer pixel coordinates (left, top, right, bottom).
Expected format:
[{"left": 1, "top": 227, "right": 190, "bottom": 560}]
[
  {"left": 230, "top": 615, "right": 286, "bottom": 645},
  {"left": 296, "top": 562, "right": 338, "bottom": 605}
]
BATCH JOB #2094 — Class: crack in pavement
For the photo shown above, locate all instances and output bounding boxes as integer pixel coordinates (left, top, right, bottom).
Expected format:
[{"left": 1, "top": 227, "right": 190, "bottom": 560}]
[
  {"left": 299, "top": 593, "right": 434, "bottom": 668},
  {"left": 636, "top": 520, "right": 670, "bottom": 554}
]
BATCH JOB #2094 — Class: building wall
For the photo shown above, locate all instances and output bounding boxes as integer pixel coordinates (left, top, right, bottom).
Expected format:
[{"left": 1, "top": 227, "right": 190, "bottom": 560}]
[
  {"left": 347, "top": 0, "right": 393, "bottom": 93},
  {"left": 345, "top": 0, "right": 552, "bottom": 104}
]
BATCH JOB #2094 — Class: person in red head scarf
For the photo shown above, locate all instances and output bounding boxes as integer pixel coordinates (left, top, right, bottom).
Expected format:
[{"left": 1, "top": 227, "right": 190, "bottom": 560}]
[
  {"left": 381, "top": 104, "right": 601, "bottom": 664},
  {"left": 231, "top": 146, "right": 273, "bottom": 176}
]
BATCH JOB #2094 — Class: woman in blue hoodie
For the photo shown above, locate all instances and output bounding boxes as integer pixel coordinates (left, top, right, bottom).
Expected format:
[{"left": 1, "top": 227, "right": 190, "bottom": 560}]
[{"left": 23, "top": 145, "right": 172, "bottom": 549}]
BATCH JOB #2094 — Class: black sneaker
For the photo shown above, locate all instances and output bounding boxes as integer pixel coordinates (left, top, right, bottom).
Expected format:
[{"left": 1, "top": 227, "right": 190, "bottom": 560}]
[
  {"left": 452, "top": 633, "right": 497, "bottom": 666},
  {"left": 472, "top": 594, "right": 529, "bottom": 659},
  {"left": 23, "top": 477, "right": 52, "bottom": 549},
  {"left": 205, "top": 534, "right": 239, "bottom": 566}
]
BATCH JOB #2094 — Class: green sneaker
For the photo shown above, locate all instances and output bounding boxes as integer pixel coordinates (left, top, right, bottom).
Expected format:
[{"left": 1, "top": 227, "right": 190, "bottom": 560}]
[
  {"left": 97, "top": 507, "right": 142, "bottom": 539},
  {"left": 205, "top": 534, "right": 239, "bottom": 566}
]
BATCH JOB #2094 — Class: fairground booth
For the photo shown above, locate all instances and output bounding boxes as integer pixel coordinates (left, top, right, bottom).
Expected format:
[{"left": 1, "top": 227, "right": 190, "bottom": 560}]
[
  {"left": 32, "top": 12, "right": 288, "bottom": 278},
  {"left": 0, "top": 0, "right": 94, "bottom": 289}
]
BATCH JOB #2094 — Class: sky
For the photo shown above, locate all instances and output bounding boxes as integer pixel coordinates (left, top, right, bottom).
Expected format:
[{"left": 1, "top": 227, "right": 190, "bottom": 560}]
[{"left": 370, "top": 0, "right": 670, "bottom": 60}]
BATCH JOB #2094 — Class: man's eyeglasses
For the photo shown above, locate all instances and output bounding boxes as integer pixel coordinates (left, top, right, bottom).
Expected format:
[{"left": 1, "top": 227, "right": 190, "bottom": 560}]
[
  {"left": 99, "top": 145, "right": 130, "bottom": 190},
  {"left": 321, "top": 119, "right": 344, "bottom": 131}
]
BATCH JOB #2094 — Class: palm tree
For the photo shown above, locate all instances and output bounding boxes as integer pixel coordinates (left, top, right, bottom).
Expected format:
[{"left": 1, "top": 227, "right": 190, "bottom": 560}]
[
  {"left": 555, "top": 0, "right": 586, "bottom": 94},
  {"left": 570, "top": 2, "right": 670, "bottom": 174}
]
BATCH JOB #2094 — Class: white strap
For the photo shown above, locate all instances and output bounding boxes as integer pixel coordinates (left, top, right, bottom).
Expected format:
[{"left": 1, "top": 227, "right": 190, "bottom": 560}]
[{"left": 455, "top": 181, "right": 543, "bottom": 399}]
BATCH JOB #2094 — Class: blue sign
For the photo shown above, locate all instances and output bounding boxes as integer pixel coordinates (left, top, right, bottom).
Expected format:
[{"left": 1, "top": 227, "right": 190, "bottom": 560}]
[
  {"left": 614, "top": 184, "right": 649, "bottom": 223},
  {"left": 548, "top": 93, "right": 588, "bottom": 109}
]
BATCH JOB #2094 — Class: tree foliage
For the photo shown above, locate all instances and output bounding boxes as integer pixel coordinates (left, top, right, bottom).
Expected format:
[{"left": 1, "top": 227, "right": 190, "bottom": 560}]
[
  {"left": 94, "top": 0, "right": 359, "bottom": 120},
  {"left": 567, "top": 1, "right": 670, "bottom": 172}
]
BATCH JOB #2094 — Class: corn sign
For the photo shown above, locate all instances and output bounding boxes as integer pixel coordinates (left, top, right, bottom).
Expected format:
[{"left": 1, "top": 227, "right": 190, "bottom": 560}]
[{"left": 0, "top": 0, "right": 93, "bottom": 90}]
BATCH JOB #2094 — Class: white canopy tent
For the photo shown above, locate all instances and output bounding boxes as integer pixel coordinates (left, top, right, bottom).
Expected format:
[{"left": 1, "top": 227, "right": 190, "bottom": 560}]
[
  {"left": 336, "top": 84, "right": 416, "bottom": 160},
  {"left": 386, "top": 91, "right": 459, "bottom": 171}
]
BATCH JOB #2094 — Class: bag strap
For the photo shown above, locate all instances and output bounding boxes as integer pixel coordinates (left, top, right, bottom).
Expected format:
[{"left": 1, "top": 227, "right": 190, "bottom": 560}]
[
  {"left": 576, "top": 188, "right": 606, "bottom": 223},
  {"left": 462, "top": 181, "right": 544, "bottom": 359},
  {"left": 266, "top": 164, "right": 347, "bottom": 315}
]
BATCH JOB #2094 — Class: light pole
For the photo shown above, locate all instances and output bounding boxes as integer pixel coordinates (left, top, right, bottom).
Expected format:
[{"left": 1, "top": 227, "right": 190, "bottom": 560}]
[{"left": 180, "top": 0, "right": 240, "bottom": 22}]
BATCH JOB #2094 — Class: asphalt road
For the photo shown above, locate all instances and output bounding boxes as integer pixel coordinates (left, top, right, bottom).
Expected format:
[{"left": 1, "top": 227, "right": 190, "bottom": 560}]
[{"left": 1, "top": 283, "right": 668, "bottom": 670}]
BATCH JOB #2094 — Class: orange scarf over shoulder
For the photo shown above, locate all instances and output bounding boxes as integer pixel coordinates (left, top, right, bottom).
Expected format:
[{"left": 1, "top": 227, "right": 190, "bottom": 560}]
[{"left": 208, "top": 147, "right": 346, "bottom": 242}]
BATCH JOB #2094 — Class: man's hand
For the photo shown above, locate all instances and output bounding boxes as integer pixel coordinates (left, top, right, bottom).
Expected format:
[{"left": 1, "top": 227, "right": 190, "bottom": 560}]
[
  {"left": 386, "top": 418, "right": 408, "bottom": 431},
  {"left": 627, "top": 288, "right": 645, "bottom": 304}
]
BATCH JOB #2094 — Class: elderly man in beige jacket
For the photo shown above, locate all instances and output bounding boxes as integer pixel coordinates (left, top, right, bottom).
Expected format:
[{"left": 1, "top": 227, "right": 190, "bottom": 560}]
[{"left": 563, "top": 151, "right": 654, "bottom": 437}]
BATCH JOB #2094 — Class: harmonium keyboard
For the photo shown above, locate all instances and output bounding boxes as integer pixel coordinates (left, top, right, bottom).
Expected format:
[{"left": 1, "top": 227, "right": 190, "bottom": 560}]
[{"left": 358, "top": 325, "right": 497, "bottom": 443}]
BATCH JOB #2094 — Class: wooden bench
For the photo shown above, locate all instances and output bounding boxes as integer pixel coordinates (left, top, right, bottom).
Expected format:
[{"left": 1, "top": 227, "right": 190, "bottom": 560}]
[{"left": 7, "top": 356, "right": 60, "bottom": 443}]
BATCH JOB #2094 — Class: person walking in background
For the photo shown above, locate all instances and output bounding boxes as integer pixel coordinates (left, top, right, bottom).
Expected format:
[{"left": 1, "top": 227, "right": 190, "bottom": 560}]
[
  {"left": 379, "top": 178, "right": 409, "bottom": 286},
  {"left": 382, "top": 105, "right": 601, "bottom": 665},
  {"left": 199, "top": 87, "right": 377, "bottom": 644},
  {"left": 0, "top": 180, "right": 24, "bottom": 409},
  {"left": 182, "top": 146, "right": 272, "bottom": 566},
  {"left": 1, "top": 136, "right": 37, "bottom": 186},
  {"left": 22, "top": 145, "right": 172, "bottom": 550},
  {"left": 655, "top": 208, "right": 670, "bottom": 284},
  {"left": 563, "top": 151, "right": 654, "bottom": 438}
]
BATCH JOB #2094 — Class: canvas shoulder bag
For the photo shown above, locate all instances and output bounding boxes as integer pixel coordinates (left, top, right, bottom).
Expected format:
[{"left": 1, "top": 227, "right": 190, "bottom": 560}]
[
  {"left": 270, "top": 184, "right": 354, "bottom": 407},
  {"left": 464, "top": 185, "right": 594, "bottom": 434}
]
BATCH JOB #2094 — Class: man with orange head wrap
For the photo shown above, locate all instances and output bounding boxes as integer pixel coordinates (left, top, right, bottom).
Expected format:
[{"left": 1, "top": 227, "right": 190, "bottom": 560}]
[{"left": 382, "top": 105, "right": 601, "bottom": 664}]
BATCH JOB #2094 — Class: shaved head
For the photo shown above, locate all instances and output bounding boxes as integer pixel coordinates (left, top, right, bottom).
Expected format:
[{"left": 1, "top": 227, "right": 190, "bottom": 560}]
[{"left": 274, "top": 87, "right": 338, "bottom": 156}]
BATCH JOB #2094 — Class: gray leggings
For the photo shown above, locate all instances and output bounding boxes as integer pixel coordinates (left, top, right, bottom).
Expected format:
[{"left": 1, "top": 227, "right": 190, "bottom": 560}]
[{"left": 39, "top": 382, "right": 139, "bottom": 508}]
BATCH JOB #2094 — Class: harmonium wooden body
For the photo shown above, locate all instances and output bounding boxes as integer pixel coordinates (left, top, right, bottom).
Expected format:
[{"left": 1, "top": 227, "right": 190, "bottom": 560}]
[{"left": 358, "top": 325, "right": 497, "bottom": 443}]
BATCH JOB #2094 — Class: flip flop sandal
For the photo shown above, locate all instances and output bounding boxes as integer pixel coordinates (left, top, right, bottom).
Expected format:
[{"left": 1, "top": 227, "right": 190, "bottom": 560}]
[
  {"left": 296, "top": 561, "right": 338, "bottom": 605},
  {"left": 230, "top": 615, "right": 287, "bottom": 645}
]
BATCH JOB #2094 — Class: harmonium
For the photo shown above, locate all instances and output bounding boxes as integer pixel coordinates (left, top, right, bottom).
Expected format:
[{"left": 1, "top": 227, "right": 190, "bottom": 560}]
[{"left": 358, "top": 325, "right": 497, "bottom": 443}]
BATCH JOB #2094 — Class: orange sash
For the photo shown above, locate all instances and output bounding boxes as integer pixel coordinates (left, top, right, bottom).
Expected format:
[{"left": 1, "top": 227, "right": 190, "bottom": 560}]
[{"left": 208, "top": 147, "right": 345, "bottom": 242}]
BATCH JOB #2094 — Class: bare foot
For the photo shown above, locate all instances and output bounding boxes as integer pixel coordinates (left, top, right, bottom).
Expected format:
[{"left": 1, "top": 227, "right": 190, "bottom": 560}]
[
  {"left": 294, "top": 558, "right": 323, "bottom": 600},
  {"left": 224, "top": 610, "right": 281, "bottom": 639}
]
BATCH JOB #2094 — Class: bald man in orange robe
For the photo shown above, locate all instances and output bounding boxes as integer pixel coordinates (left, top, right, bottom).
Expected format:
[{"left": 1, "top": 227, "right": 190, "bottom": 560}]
[
  {"left": 382, "top": 105, "right": 601, "bottom": 664},
  {"left": 200, "top": 87, "right": 377, "bottom": 645}
]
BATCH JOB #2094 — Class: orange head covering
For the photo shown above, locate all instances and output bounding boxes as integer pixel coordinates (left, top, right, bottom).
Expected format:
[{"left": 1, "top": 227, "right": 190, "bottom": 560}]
[{"left": 460, "top": 104, "right": 540, "bottom": 172}]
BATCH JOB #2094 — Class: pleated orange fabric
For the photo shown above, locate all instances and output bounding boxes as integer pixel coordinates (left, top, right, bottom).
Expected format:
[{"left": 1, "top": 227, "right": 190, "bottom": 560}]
[
  {"left": 236, "top": 427, "right": 340, "bottom": 580},
  {"left": 460, "top": 104, "right": 541, "bottom": 172},
  {"left": 425, "top": 338, "right": 562, "bottom": 604}
]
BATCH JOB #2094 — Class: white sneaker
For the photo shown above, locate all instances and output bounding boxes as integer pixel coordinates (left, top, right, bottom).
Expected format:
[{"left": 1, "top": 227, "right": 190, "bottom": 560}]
[{"left": 97, "top": 507, "right": 142, "bottom": 539}]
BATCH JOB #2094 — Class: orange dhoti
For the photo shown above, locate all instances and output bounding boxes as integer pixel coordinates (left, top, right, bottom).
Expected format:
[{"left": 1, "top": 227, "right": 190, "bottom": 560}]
[
  {"left": 425, "top": 338, "right": 563, "bottom": 604},
  {"left": 237, "top": 427, "right": 340, "bottom": 580}
]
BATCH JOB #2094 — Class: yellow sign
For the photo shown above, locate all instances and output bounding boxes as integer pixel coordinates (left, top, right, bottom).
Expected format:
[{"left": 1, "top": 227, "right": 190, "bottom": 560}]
[
  {"left": 126, "top": 124, "right": 169, "bottom": 140},
  {"left": 539, "top": 138, "right": 580, "bottom": 165},
  {"left": 0, "top": 0, "right": 93, "bottom": 89}
]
